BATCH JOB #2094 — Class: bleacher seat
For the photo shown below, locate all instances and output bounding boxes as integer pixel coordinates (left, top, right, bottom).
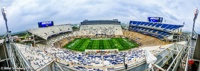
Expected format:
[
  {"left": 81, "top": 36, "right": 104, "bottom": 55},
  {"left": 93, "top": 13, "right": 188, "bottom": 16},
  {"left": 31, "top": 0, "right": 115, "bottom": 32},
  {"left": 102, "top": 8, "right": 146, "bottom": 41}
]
[
  {"left": 28, "top": 24, "right": 72, "bottom": 40},
  {"left": 80, "top": 24, "right": 123, "bottom": 35},
  {"left": 129, "top": 21, "right": 183, "bottom": 39}
]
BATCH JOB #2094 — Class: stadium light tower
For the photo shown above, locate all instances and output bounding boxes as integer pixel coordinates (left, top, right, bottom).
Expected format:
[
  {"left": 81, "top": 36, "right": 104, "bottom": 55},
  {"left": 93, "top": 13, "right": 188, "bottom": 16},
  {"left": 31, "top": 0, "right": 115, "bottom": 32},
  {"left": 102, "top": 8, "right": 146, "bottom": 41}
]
[
  {"left": 1, "top": 7, "right": 17, "bottom": 70},
  {"left": 1, "top": 7, "right": 9, "bottom": 32},
  {"left": 192, "top": 8, "right": 198, "bottom": 39}
]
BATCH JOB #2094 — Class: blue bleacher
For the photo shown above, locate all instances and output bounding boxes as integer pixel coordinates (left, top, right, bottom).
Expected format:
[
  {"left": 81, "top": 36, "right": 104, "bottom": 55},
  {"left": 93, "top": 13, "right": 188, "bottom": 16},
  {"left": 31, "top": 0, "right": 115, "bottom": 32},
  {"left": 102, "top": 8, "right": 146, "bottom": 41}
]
[
  {"left": 130, "top": 21, "right": 137, "bottom": 25},
  {"left": 140, "top": 22, "right": 146, "bottom": 25},
  {"left": 147, "top": 22, "right": 153, "bottom": 26},
  {"left": 157, "top": 35, "right": 164, "bottom": 39},
  {"left": 151, "top": 23, "right": 157, "bottom": 27},
  {"left": 152, "top": 30, "right": 157, "bottom": 33},
  {"left": 151, "top": 33, "right": 155, "bottom": 36},
  {"left": 163, "top": 32, "right": 170, "bottom": 36},
  {"left": 161, "top": 24, "right": 169, "bottom": 28},
  {"left": 157, "top": 31, "right": 163, "bottom": 35},
  {"left": 155, "top": 24, "right": 162, "bottom": 27},
  {"left": 165, "top": 25, "right": 174, "bottom": 29},
  {"left": 141, "top": 22, "right": 145, "bottom": 26},
  {"left": 129, "top": 21, "right": 183, "bottom": 39},
  {"left": 130, "top": 21, "right": 183, "bottom": 31},
  {"left": 144, "top": 22, "right": 148, "bottom": 26},
  {"left": 136, "top": 22, "right": 141, "bottom": 26},
  {"left": 148, "top": 29, "right": 152, "bottom": 32}
]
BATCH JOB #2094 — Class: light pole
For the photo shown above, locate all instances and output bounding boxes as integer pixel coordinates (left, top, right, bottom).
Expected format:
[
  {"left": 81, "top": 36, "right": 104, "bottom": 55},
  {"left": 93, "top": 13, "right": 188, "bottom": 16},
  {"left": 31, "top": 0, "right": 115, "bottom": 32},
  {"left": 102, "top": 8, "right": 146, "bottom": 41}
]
[{"left": 192, "top": 8, "right": 198, "bottom": 39}]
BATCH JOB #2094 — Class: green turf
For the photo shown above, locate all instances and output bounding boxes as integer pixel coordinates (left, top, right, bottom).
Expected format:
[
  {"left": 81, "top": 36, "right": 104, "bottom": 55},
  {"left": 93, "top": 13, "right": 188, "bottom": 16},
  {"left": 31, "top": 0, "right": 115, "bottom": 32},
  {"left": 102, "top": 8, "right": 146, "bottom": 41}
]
[{"left": 64, "top": 38, "right": 139, "bottom": 52}]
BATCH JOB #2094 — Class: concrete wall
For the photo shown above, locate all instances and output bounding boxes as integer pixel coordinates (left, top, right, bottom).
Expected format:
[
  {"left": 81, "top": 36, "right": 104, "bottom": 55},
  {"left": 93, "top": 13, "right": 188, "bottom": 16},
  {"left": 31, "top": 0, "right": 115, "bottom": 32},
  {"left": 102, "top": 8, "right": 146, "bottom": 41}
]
[
  {"left": 0, "top": 44, "right": 6, "bottom": 59},
  {"left": 0, "top": 43, "right": 9, "bottom": 67}
]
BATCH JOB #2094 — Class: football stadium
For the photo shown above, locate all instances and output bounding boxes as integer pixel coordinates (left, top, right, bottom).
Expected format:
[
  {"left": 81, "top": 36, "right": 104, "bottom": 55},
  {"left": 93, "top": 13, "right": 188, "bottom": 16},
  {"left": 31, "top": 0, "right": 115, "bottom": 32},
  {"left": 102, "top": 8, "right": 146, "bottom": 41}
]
[{"left": 0, "top": 8, "right": 200, "bottom": 71}]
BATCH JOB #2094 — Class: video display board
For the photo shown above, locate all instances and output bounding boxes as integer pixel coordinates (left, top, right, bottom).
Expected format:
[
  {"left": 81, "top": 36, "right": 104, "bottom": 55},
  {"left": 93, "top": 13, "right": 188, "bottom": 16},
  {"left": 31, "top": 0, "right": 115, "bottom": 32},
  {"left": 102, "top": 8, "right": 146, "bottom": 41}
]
[
  {"left": 148, "top": 17, "right": 163, "bottom": 22},
  {"left": 38, "top": 21, "right": 54, "bottom": 28}
]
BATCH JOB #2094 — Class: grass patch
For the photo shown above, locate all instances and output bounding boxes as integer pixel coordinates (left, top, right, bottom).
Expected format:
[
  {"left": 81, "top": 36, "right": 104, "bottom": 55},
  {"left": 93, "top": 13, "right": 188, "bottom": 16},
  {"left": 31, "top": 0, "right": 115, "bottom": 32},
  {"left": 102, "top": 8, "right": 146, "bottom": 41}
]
[{"left": 64, "top": 38, "right": 139, "bottom": 52}]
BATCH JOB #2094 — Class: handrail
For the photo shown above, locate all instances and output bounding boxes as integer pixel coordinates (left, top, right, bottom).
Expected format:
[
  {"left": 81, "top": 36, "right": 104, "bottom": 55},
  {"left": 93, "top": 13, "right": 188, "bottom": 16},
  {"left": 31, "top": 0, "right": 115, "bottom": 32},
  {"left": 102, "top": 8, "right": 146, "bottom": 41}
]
[
  {"left": 54, "top": 62, "right": 64, "bottom": 71},
  {"left": 167, "top": 43, "right": 185, "bottom": 71},
  {"left": 185, "top": 45, "right": 190, "bottom": 71}
]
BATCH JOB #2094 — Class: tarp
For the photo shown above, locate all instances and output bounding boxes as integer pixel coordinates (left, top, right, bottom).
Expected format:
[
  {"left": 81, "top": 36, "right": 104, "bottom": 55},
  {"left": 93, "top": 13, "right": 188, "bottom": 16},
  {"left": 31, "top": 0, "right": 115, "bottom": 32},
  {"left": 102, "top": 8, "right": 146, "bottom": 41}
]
[
  {"left": 0, "top": 39, "right": 4, "bottom": 44},
  {"left": 145, "top": 50, "right": 157, "bottom": 68}
]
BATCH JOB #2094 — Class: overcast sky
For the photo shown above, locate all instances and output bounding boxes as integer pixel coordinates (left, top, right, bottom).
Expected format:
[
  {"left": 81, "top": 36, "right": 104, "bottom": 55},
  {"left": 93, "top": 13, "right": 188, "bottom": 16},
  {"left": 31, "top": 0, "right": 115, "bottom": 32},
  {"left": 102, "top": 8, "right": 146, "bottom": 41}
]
[{"left": 0, "top": 0, "right": 199, "bottom": 35}]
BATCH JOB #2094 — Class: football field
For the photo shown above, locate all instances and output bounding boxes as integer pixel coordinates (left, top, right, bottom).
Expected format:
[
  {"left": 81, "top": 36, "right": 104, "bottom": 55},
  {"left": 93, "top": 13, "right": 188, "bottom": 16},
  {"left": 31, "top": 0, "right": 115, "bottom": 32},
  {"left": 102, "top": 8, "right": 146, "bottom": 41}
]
[{"left": 64, "top": 38, "right": 138, "bottom": 52}]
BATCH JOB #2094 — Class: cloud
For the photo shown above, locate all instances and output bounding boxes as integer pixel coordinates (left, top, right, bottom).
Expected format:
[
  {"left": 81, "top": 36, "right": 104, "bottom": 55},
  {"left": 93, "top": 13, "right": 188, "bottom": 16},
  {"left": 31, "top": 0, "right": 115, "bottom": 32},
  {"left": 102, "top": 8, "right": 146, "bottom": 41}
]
[{"left": 0, "top": 0, "right": 199, "bottom": 35}]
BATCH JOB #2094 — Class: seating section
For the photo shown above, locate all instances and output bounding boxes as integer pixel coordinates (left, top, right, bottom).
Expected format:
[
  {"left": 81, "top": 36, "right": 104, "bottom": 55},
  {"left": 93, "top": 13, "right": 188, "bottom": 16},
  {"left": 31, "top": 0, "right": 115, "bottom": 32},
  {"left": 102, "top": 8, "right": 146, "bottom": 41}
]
[
  {"left": 28, "top": 25, "right": 72, "bottom": 40},
  {"left": 80, "top": 25, "right": 123, "bottom": 35},
  {"left": 129, "top": 21, "right": 183, "bottom": 31},
  {"left": 54, "top": 37, "right": 72, "bottom": 48},
  {"left": 15, "top": 44, "right": 53, "bottom": 70},
  {"left": 15, "top": 38, "right": 176, "bottom": 71},
  {"left": 81, "top": 20, "right": 121, "bottom": 25},
  {"left": 16, "top": 43, "right": 145, "bottom": 71},
  {"left": 129, "top": 21, "right": 183, "bottom": 39},
  {"left": 129, "top": 26, "right": 170, "bottom": 39}
]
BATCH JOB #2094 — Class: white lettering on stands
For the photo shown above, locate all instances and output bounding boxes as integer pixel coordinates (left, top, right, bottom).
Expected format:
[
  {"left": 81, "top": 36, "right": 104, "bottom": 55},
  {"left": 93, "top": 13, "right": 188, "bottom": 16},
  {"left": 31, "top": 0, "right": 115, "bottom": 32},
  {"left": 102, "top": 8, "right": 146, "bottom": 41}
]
[
  {"left": 41, "top": 21, "right": 51, "bottom": 25},
  {"left": 150, "top": 17, "right": 159, "bottom": 20}
]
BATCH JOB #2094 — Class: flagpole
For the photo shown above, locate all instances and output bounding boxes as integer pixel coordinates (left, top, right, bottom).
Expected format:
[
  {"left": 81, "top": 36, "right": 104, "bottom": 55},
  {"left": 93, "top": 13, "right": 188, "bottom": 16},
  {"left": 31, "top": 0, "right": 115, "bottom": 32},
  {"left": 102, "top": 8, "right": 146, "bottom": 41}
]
[
  {"left": 1, "top": 7, "right": 17, "bottom": 70},
  {"left": 1, "top": 7, "right": 10, "bottom": 43},
  {"left": 1, "top": 7, "right": 9, "bottom": 32},
  {"left": 192, "top": 8, "right": 198, "bottom": 39}
]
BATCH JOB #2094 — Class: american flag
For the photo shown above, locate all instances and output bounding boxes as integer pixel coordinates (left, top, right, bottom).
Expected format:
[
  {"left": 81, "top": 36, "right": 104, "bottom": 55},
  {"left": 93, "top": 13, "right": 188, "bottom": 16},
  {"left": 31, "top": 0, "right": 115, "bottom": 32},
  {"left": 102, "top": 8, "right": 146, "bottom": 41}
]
[
  {"left": 194, "top": 8, "right": 199, "bottom": 21},
  {"left": 1, "top": 7, "right": 7, "bottom": 21}
]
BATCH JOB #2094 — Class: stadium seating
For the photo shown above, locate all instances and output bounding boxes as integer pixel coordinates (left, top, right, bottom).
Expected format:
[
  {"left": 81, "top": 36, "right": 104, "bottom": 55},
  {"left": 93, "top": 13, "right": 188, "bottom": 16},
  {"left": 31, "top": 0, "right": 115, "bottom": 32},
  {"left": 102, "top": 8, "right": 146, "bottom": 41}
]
[
  {"left": 80, "top": 25, "right": 123, "bottom": 36},
  {"left": 80, "top": 20, "right": 123, "bottom": 36},
  {"left": 28, "top": 24, "right": 72, "bottom": 40},
  {"left": 15, "top": 43, "right": 149, "bottom": 71},
  {"left": 47, "top": 33, "right": 71, "bottom": 45},
  {"left": 19, "top": 19, "right": 184, "bottom": 71},
  {"left": 129, "top": 21, "right": 183, "bottom": 39},
  {"left": 15, "top": 44, "right": 53, "bottom": 70},
  {"left": 129, "top": 21, "right": 183, "bottom": 31}
]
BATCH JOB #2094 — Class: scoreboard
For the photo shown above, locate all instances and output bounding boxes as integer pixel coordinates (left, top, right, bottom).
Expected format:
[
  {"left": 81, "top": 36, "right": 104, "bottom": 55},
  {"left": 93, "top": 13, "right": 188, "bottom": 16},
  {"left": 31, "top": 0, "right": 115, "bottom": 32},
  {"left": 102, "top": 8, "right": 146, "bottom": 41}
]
[
  {"left": 38, "top": 21, "right": 54, "bottom": 28},
  {"left": 148, "top": 17, "right": 163, "bottom": 22}
]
